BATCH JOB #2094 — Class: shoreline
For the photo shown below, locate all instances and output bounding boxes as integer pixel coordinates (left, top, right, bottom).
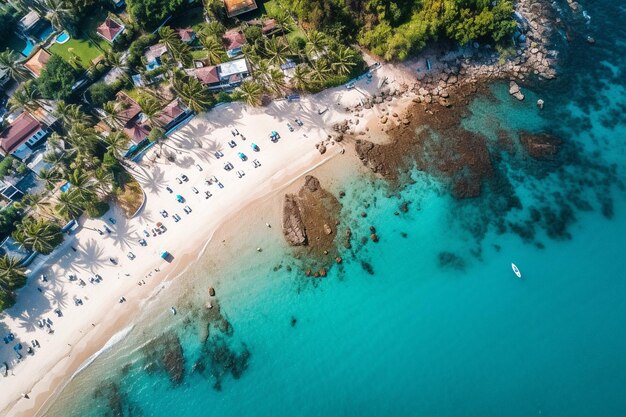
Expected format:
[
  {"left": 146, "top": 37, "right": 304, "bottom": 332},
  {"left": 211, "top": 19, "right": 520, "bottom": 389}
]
[
  {"left": 0, "top": 61, "right": 416, "bottom": 417},
  {"left": 0, "top": 0, "right": 564, "bottom": 413}
]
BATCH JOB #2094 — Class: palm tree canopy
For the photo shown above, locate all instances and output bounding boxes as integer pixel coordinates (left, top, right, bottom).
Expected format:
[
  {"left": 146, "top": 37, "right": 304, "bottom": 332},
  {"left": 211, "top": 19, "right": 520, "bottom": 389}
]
[
  {"left": 237, "top": 80, "right": 263, "bottom": 107},
  {"left": 13, "top": 217, "right": 64, "bottom": 255},
  {"left": 0, "top": 255, "right": 27, "bottom": 291},
  {"left": 0, "top": 49, "right": 28, "bottom": 81}
]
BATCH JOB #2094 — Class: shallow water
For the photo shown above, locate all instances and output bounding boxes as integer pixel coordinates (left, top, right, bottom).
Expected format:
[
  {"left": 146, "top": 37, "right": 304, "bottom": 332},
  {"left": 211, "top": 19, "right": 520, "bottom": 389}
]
[{"left": 44, "top": 1, "right": 626, "bottom": 416}]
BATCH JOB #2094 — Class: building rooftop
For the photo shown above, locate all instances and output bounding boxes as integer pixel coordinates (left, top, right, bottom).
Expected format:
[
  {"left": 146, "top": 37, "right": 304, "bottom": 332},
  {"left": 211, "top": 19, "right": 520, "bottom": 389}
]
[
  {"left": 157, "top": 99, "right": 187, "bottom": 126},
  {"left": 223, "top": 0, "right": 258, "bottom": 17},
  {"left": 18, "top": 10, "right": 41, "bottom": 31},
  {"left": 0, "top": 112, "right": 42, "bottom": 155},
  {"left": 145, "top": 43, "right": 168, "bottom": 62},
  {"left": 177, "top": 28, "right": 196, "bottom": 43},
  {"left": 223, "top": 30, "right": 246, "bottom": 51},
  {"left": 195, "top": 66, "right": 220, "bottom": 85},
  {"left": 115, "top": 91, "right": 142, "bottom": 122},
  {"left": 218, "top": 58, "right": 248, "bottom": 78},
  {"left": 23, "top": 48, "right": 50, "bottom": 78},
  {"left": 96, "top": 17, "right": 124, "bottom": 42}
]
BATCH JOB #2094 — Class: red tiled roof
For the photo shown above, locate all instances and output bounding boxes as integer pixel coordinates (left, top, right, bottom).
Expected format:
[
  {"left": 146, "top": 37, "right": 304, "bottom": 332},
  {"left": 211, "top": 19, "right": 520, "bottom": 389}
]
[
  {"left": 97, "top": 17, "right": 124, "bottom": 42},
  {"left": 262, "top": 19, "right": 277, "bottom": 34},
  {"left": 115, "top": 92, "right": 142, "bottom": 122},
  {"left": 0, "top": 112, "right": 42, "bottom": 155},
  {"left": 177, "top": 28, "right": 195, "bottom": 43},
  {"left": 157, "top": 99, "right": 186, "bottom": 126},
  {"left": 195, "top": 66, "right": 220, "bottom": 85},
  {"left": 223, "top": 0, "right": 258, "bottom": 17},
  {"left": 23, "top": 49, "right": 50, "bottom": 78},
  {"left": 223, "top": 30, "right": 246, "bottom": 51},
  {"left": 124, "top": 122, "right": 151, "bottom": 145}
]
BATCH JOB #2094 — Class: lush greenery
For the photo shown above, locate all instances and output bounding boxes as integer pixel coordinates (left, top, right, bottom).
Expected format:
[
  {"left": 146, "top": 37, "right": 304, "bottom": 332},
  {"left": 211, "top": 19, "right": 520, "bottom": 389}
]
[
  {"left": 275, "top": 0, "right": 518, "bottom": 60},
  {"left": 38, "top": 55, "right": 79, "bottom": 100},
  {"left": 49, "top": 37, "right": 105, "bottom": 70},
  {"left": 0, "top": 206, "right": 23, "bottom": 242},
  {"left": 127, "top": 0, "right": 195, "bottom": 30},
  {"left": 0, "top": 254, "right": 26, "bottom": 310}
]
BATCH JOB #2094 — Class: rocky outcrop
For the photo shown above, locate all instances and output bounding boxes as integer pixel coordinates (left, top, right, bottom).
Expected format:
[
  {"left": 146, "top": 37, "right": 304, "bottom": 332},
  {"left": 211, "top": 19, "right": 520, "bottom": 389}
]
[
  {"left": 281, "top": 176, "right": 342, "bottom": 271},
  {"left": 509, "top": 81, "right": 525, "bottom": 100},
  {"left": 282, "top": 194, "right": 307, "bottom": 246},
  {"left": 519, "top": 132, "right": 562, "bottom": 159}
]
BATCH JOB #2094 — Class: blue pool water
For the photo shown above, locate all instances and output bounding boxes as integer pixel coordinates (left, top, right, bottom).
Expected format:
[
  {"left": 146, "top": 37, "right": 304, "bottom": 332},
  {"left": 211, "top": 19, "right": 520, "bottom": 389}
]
[
  {"left": 33, "top": 23, "right": 53, "bottom": 42},
  {"left": 20, "top": 39, "right": 35, "bottom": 57},
  {"left": 42, "top": 1, "right": 626, "bottom": 416},
  {"left": 55, "top": 32, "right": 70, "bottom": 44},
  {"left": 59, "top": 183, "right": 71, "bottom": 193}
]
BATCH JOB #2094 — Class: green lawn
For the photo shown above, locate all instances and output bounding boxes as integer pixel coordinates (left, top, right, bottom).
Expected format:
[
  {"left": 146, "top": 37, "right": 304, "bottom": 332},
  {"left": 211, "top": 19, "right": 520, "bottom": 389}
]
[
  {"left": 191, "top": 49, "right": 208, "bottom": 60},
  {"left": 49, "top": 37, "right": 105, "bottom": 69}
]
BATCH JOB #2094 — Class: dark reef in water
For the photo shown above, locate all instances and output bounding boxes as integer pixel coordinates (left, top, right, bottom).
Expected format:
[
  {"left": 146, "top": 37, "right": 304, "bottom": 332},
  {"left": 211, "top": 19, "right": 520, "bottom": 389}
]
[
  {"left": 142, "top": 332, "right": 186, "bottom": 385},
  {"left": 92, "top": 381, "right": 142, "bottom": 417}
]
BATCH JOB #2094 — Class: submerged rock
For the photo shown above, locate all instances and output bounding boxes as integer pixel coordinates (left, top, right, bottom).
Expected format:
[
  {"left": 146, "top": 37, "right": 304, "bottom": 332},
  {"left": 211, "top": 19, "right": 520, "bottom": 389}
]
[{"left": 519, "top": 132, "right": 562, "bottom": 159}]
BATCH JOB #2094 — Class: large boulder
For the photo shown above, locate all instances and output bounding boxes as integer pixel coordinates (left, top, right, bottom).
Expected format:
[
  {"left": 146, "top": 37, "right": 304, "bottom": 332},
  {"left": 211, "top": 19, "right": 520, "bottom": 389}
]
[{"left": 282, "top": 194, "right": 307, "bottom": 246}]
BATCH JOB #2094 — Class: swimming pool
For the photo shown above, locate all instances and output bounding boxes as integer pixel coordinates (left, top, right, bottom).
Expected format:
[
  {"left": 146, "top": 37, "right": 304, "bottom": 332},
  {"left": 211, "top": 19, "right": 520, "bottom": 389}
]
[
  {"left": 21, "top": 39, "right": 35, "bottom": 56},
  {"left": 55, "top": 31, "right": 70, "bottom": 44},
  {"left": 60, "top": 183, "right": 72, "bottom": 193},
  {"left": 33, "top": 23, "right": 53, "bottom": 42}
]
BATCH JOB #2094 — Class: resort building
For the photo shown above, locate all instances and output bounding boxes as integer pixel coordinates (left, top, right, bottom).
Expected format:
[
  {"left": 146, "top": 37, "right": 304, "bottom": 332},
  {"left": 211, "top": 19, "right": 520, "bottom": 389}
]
[
  {"left": 177, "top": 28, "right": 196, "bottom": 44},
  {"left": 223, "top": 0, "right": 258, "bottom": 17},
  {"left": 0, "top": 112, "right": 49, "bottom": 160},
  {"left": 156, "top": 99, "right": 192, "bottom": 128},
  {"left": 223, "top": 29, "right": 246, "bottom": 58},
  {"left": 17, "top": 10, "right": 41, "bottom": 34},
  {"left": 144, "top": 44, "right": 168, "bottom": 71},
  {"left": 116, "top": 91, "right": 151, "bottom": 146},
  {"left": 96, "top": 17, "right": 125, "bottom": 43},
  {"left": 193, "top": 58, "right": 249, "bottom": 90},
  {"left": 23, "top": 48, "right": 50, "bottom": 78}
]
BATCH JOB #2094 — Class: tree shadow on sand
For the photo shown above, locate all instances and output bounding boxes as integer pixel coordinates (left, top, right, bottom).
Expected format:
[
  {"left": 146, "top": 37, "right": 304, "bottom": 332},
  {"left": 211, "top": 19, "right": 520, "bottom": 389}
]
[
  {"left": 133, "top": 165, "right": 168, "bottom": 195},
  {"left": 74, "top": 238, "right": 109, "bottom": 273},
  {"left": 47, "top": 285, "right": 70, "bottom": 309}
]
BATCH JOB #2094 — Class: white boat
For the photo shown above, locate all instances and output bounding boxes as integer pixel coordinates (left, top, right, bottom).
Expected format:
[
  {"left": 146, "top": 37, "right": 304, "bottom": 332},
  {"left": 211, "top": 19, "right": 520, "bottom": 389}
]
[
  {"left": 511, "top": 263, "right": 522, "bottom": 278},
  {"left": 170, "top": 307, "right": 177, "bottom": 315},
  {"left": 1, "top": 362, "right": 8, "bottom": 377}
]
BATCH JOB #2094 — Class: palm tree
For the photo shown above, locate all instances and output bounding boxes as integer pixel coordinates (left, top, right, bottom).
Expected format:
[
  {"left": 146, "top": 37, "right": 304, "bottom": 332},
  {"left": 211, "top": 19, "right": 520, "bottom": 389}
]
[
  {"left": 102, "top": 50, "right": 129, "bottom": 79},
  {"left": 200, "top": 35, "right": 225, "bottom": 65},
  {"left": 55, "top": 188, "right": 84, "bottom": 220},
  {"left": 290, "top": 64, "right": 312, "bottom": 91},
  {"left": 92, "top": 168, "right": 114, "bottom": 195},
  {"left": 309, "top": 59, "right": 331, "bottom": 84},
  {"left": 44, "top": 0, "right": 75, "bottom": 33},
  {"left": 331, "top": 47, "right": 358, "bottom": 76},
  {"left": 104, "top": 131, "right": 130, "bottom": 159},
  {"left": 0, "top": 49, "right": 28, "bottom": 81},
  {"left": 37, "top": 168, "right": 63, "bottom": 190},
  {"left": 0, "top": 255, "right": 27, "bottom": 292},
  {"left": 138, "top": 95, "right": 163, "bottom": 128},
  {"left": 237, "top": 80, "right": 263, "bottom": 107},
  {"left": 67, "top": 48, "right": 82, "bottom": 69},
  {"left": 266, "top": 68, "right": 287, "bottom": 96},
  {"left": 8, "top": 82, "right": 42, "bottom": 113},
  {"left": 13, "top": 218, "right": 64, "bottom": 255},
  {"left": 66, "top": 168, "right": 97, "bottom": 203},
  {"left": 14, "top": 192, "right": 56, "bottom": 220},
  {"left": 101, "top": 101, "right": 125, "bottom": 129},
  {"left": 306, "top": 31, "right": 328, "bottom": 59},
  {"left": 271, "top": 12, "right": 293, "bottom": 36},
  {"left": 159, "top": 26, "right": 192, "bottom": 68},
  {"left": 172, "top": 72, "right": 213, "bottom": 113},
  {"left": 263, "top": 37, "right": 290, "bottom": 66}
]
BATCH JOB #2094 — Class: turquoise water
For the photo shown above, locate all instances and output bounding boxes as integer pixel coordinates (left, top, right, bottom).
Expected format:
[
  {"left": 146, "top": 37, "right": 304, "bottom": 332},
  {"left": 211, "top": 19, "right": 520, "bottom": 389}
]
[{"left": 44, "top": 1, "right": 626, "bottom": 416}]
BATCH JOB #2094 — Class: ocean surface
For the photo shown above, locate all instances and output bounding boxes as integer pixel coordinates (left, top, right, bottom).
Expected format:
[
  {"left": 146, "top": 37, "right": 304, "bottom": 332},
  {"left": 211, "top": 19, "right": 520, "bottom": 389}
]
[{"left": 43, "top": 1, "right": 626, "bottom": 416}]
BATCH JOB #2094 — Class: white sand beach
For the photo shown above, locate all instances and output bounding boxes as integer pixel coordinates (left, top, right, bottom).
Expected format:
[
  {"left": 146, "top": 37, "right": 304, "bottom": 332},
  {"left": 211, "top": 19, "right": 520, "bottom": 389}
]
[{"left": 0, "top": 61, "right": 416, "bottom": 417}]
